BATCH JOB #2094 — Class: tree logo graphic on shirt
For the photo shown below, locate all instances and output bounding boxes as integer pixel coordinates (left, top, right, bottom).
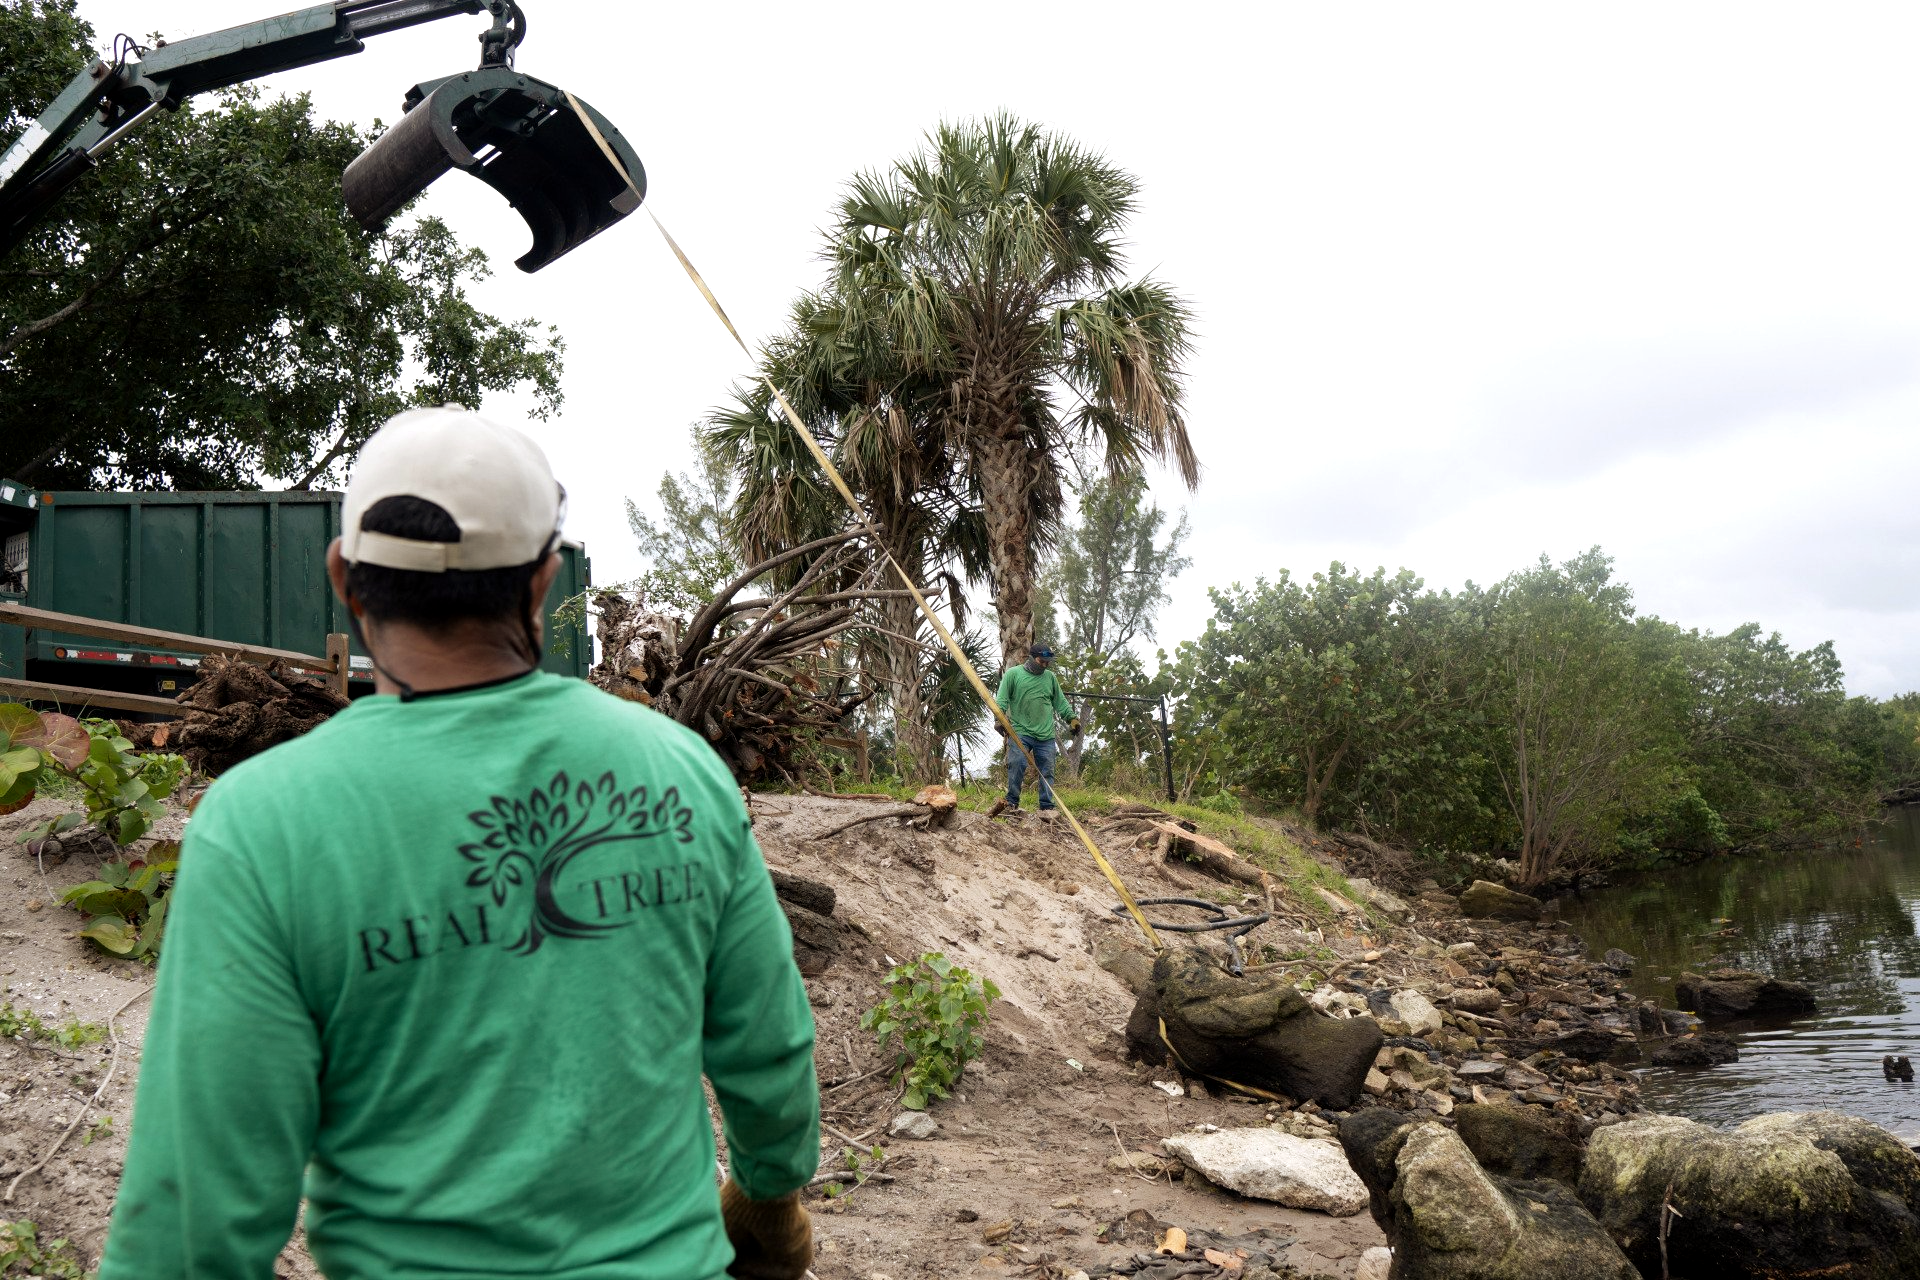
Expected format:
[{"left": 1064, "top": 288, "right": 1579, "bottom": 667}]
[{"left": 458, "top": 770, "right": 695, "bottom": 955}]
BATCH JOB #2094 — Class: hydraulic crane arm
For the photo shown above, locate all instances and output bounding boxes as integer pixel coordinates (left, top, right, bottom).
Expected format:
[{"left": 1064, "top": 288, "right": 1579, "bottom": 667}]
[{"left": 0, "top": 0, "right": 646, "bottom": 271}]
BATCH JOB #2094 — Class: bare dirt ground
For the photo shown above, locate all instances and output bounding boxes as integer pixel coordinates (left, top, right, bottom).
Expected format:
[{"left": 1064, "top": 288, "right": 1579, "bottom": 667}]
[
  {"left": 0, "top": 795, "right": 165, "bottom": 1269},
  {"left": 0, "top": 795, "right": 321, "bottom": 1278},
  {"left": 0, "top": 789, "right": 1385, "bottom": 1277},
  {"left": 755, "top": 793, "right": 1386, "bottom": 1279}
]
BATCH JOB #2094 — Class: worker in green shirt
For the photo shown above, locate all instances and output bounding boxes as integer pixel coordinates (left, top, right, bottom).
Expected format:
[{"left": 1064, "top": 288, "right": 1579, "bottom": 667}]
[
  {"left": 992, "top": 644, "right": 1079, "bottom": 818},
  {"left": 100, "top": 407, "right": 819, "bottom": 1280}
]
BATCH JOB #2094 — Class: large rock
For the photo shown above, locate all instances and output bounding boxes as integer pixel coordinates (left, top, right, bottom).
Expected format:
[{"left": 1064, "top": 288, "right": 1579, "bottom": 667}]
[
  {"left": 1125, "top": 948, "right": 1384, "bottom": 1109},
  {"left": 1161, "top": 1127, "right": 1369, "bottom": 1216},
  {"left": 1580, "top": 1110, "right": 1920, "bottom": 1278},
  {"left": 1544, "top": 1028, "right": 1624, "bottom": 1063},
  {"left": 770, "top": 870, "right": 843, "bottom": 975},
  {"left": 1649, "top": 1032, "right": 1738, "bottom": 1067},
  {"left": 1672, "top": 968, "right": 1816, "bottom": 1019},
  {"left": 1454, "top": 1103, "right": 1585, "bottom": 1187},
  {"left": 779, "top": 902, "right": 843, "bottom": 976},
  {"left": 1338, "top": 1108, "right": 1421, "bottom": 1234},
  {"left": 1379, "top": 1121, "right": 1639, "bottom": 1279},
  {"left": 1459, "top": 880, "right": 1544, "bottom": 921}
]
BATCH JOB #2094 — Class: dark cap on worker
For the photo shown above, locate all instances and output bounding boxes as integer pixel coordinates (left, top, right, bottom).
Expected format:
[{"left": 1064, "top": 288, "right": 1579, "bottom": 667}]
[
  {"left": 339, "top": 405, "right": 565, "bottom": 572},
  {"left": 1029, "top": 644, "right": 1055, "bottom": 659}
]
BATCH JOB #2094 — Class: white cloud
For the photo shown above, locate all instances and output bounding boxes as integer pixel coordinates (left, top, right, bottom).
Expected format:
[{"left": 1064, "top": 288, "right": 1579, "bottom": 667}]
[{"left": 65, "top": 0, "right": 1920, "bottom": 695}]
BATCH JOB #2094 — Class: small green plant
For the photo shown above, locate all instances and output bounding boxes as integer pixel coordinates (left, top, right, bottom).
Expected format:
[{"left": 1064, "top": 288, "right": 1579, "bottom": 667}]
[
  {"left": 0, "top": 1003, "right": 48, "bottom": 1041},
  {"left": 82, "top": 1115, "right": 113, "bottom": 1147},
  {"left": 0, "top": 1002, "right": 107, "bottom": 1051},
  {"left": 819, "top": 1143, "right": 886, "bottom": 1198},
  {"left": 0, "top": 1219, "right": 90, "bottom": 1278},
  {"left": 859, "top": 952, "right": 999, "bottom": 1110},
  {"left": 61, "top": 842, "right": 180, "bottom": 961},
  {"left": 1, "top": 705, "right": 187, "bottom": 847},
  {"left": 53, "top": 1019, "right": 106, "bottom": 1051}
]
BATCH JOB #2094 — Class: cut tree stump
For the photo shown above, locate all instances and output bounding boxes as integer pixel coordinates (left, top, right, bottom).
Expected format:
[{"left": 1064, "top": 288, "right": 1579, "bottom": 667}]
[{"left": 912, "top": 784, "right": 958, "bottom": 829}]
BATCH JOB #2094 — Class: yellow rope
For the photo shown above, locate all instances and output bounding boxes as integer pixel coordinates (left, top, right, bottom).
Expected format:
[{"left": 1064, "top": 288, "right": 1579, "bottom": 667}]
[{"left": 647, "top": 211, "right": 1161, "bottom": 950}]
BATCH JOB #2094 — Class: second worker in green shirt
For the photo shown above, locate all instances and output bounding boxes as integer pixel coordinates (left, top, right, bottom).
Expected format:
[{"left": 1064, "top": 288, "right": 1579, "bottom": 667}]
[{"left": 994, "top": 644, "right": 1078, "bottom": 818}]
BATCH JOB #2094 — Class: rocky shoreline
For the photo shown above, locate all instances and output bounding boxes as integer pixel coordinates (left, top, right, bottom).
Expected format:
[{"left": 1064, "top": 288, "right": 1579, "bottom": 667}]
[{"left": 1091, "top": 846, "right": 1920, "bottom": 1279}]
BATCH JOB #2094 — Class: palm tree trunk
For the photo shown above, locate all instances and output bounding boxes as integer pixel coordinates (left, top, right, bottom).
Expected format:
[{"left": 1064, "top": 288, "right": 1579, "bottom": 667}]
[
  {"left": 883, "top": 591, "right": 939, "bottom": 782},
  {"left": 975, "top": 433, "right": 1037, "bottom": 665}
]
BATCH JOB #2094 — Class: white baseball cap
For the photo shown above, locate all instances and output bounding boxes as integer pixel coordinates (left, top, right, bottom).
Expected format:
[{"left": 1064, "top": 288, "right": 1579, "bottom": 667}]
[{"left": 339, "top": 406, "right": 565, "bottom": 572}]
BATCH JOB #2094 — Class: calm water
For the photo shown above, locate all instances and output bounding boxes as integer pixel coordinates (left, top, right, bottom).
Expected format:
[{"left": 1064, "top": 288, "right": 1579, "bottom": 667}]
[{"left": 1560, "top": 806, "right": 1920, "bottom": 1133}]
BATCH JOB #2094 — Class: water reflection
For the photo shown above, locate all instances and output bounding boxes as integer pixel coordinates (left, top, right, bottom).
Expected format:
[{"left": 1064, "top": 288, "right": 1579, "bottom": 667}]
[{"left": 1560, "top": 806, "right": 1920, "bottom": 1132}]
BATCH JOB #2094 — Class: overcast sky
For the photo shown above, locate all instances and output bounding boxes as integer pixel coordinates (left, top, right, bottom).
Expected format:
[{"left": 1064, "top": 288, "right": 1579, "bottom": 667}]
[{"left": 76, "top": 2, "right": 1920, "bottom": 696}]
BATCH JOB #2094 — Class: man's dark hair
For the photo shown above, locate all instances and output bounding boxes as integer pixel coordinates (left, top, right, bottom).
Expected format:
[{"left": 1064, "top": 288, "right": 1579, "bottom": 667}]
[{"left": 346, "top": 495, "right": 543, "bottom": 661}]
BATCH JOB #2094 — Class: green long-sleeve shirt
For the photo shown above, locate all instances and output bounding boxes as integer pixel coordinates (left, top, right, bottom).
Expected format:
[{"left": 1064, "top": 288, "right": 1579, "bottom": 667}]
[
  {"left": 101, "top": 672, "right": 819, "bottom": 1280},
  {"left": 995, "top": 663, "right": 1074, "bottom": 742}
]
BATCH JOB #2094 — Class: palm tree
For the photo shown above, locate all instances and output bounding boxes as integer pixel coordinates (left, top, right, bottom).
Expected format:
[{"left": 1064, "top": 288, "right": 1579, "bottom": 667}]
[
  {"left": 703, "top": 291, "right": 987, "bottom": 781},
  {"left": 828, "top": 114, "right": 1198, "bottom": 663}
]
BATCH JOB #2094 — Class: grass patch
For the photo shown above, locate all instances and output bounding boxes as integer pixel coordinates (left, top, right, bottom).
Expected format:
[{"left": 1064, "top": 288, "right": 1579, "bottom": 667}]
[{"left": 1158, "top": 804, "right": 1369, "bottom": 926}]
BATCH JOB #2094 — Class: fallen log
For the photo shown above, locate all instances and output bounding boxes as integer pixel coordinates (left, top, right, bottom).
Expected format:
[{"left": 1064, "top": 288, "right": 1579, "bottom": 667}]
[{"left": 1147, "top": 820, "right": 1274, "bottom": 889}]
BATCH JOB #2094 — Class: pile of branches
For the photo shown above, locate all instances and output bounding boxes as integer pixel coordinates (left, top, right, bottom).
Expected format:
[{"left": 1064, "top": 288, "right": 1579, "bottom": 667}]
[
  {"left": 590, "top": 531, "right": 913, "bottom": 783},
  {"left": 121, "top": 653, "right": 347, "bottom": 774}
]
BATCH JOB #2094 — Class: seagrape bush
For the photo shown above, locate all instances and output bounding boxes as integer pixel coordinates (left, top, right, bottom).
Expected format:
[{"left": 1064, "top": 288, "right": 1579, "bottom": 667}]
[{"left": 1167, "top": 549, "right": 1915, "bottom": 887}]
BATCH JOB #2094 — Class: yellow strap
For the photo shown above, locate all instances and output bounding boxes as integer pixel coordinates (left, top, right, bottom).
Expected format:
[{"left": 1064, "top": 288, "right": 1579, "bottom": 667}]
[
  {"left": 564, "top": 91, "right": 643, "bottom": 205},
  {"left": 647, "top": 211, "right": 1161, "bottom": 950}
]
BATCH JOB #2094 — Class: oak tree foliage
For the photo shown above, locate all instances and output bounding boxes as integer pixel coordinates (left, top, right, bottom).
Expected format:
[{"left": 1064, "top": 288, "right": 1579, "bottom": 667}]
[{"left": 0, "top": 0, "right": 562, "bottom": 490}]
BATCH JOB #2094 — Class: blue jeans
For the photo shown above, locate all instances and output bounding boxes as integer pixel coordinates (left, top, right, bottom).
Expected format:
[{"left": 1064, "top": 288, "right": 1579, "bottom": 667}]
[{"left": 1005, "top": 735, "right": 1058, "bottom": 810}]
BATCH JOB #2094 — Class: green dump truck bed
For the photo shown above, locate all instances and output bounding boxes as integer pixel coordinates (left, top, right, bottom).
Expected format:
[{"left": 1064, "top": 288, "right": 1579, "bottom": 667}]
[{"left": 0, "top": 482, "right": 590, "bottom": 701}]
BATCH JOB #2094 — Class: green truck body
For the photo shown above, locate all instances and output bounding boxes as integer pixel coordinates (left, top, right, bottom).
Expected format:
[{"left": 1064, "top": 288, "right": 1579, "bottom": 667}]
[{"left": 0, "top": 480, "right": 591, "bottom": 700}]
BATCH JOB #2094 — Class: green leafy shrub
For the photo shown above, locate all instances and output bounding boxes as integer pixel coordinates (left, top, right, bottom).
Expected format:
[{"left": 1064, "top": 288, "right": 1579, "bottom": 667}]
[
  {"left": 0, "top": 1219, "right": 89, "bottom": 1278},
  {"left": 859, "top": 952, "right": 999, "bottom": 1110},
  {"left": 1195, "top": 789, "right": 1243, "bottom": 815},
  {"left": 0, "top": 705, "right": 187, "bottom": 847},
  {"left": 60, "top": 843, "right": 180, "bottom": 961}
]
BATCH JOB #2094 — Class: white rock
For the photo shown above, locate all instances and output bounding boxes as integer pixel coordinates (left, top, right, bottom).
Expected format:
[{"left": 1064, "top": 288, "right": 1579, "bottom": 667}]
[
  {"left": 888, "top": 1111, "right": 938, "bottom": 1140},
  {"left": 1161, "top": 1128, "right": 1370, "bottom": 1216},
  {"left": 1383, "top": 989, "right": 1443, "bottom": 1038},
  {"left": 1348, "top": 878, "right": 1410, "bottom": 920},
  {"left": 1356, "top": 1246, "right": 1393, "bottom": 1280}
]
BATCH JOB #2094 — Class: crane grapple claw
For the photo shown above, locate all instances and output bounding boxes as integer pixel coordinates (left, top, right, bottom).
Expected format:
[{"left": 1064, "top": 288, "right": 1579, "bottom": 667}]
[{"left": 343, "top": 67, "right": 644, "bottom": 272}]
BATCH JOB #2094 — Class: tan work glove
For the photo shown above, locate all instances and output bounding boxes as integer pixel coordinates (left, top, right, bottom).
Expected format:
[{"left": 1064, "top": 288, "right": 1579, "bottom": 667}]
[{"left": 720, "top": 1179, "right": 813, "bottom": 1279}]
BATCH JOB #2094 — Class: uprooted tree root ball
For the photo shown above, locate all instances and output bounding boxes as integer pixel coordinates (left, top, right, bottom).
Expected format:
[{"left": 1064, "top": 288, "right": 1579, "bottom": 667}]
[
  {"left": 118, "top": 654, "right": 347, "bottom": 775},
  {"left": 588, "top": 530, "right": 943, "bottom": 784}
]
